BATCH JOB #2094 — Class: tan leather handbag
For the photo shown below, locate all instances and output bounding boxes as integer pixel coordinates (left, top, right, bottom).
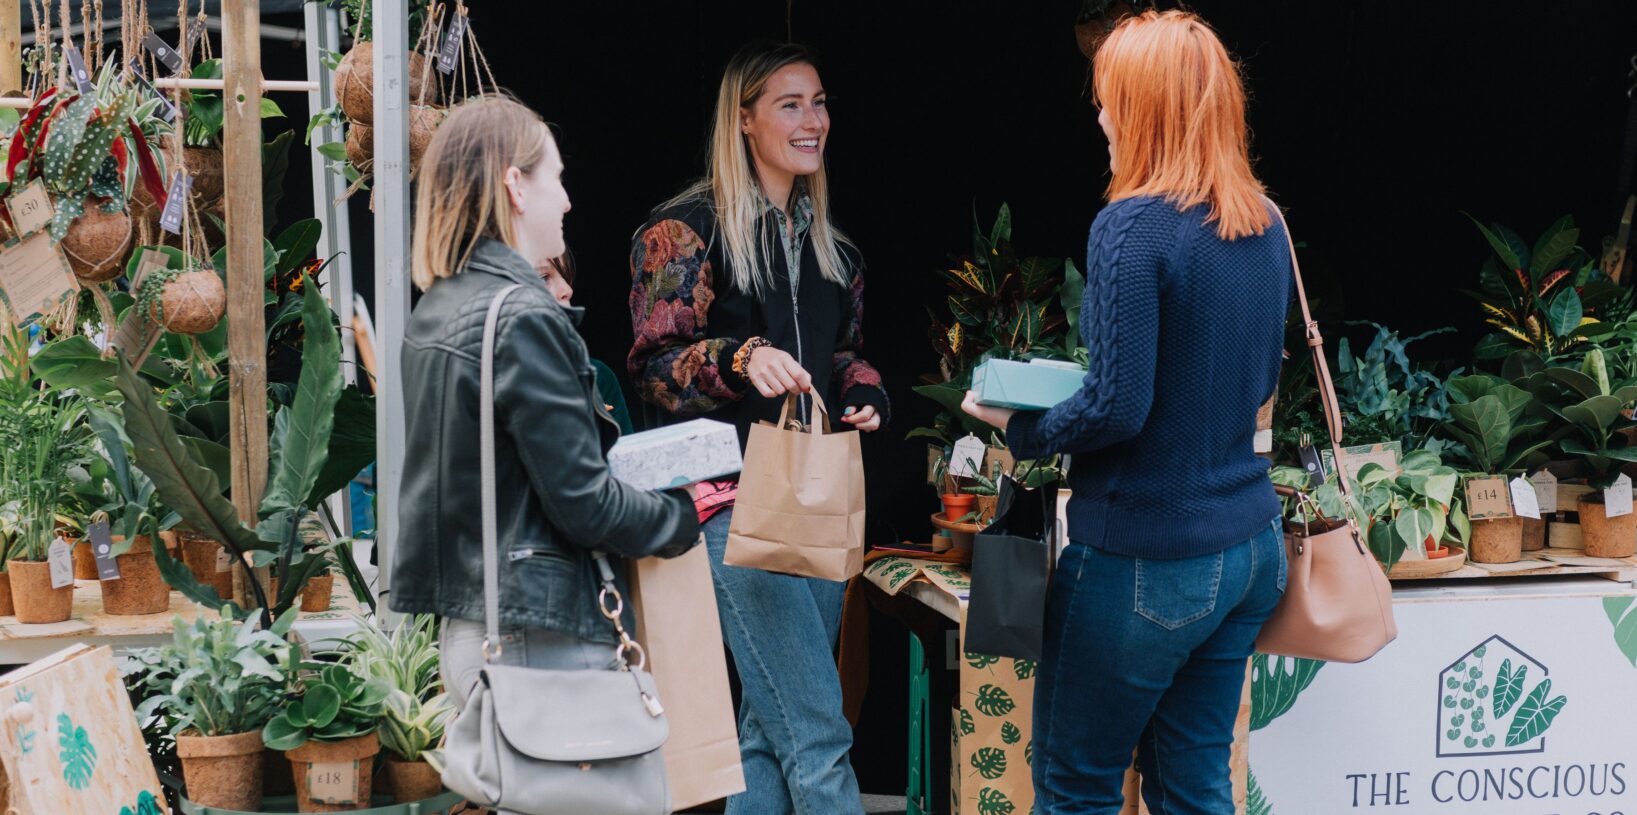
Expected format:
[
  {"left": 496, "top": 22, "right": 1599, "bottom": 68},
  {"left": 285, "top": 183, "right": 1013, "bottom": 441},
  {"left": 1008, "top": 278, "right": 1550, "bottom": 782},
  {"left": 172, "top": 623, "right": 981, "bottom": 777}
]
[{"left": 1253, "top": 206, "right": 1398, "bottom": 664}]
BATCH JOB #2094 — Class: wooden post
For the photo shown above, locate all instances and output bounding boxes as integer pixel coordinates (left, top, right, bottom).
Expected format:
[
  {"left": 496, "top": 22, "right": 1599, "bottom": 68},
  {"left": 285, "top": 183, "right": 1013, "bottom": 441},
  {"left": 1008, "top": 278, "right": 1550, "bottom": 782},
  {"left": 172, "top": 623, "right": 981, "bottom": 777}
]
[
  {"left": 223, "top": 0, "right": 268, "bottom": 605},
  {"left": 0, "top": 0, "right": 20, "bottom": 95}
]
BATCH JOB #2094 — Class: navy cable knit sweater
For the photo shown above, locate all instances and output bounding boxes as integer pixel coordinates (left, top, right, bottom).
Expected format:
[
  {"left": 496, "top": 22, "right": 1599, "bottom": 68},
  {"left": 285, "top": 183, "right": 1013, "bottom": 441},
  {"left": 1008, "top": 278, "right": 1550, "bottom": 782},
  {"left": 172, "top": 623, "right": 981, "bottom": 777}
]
[{"left": 1007, "top": 195, "right": 1289, "bottom": 559}]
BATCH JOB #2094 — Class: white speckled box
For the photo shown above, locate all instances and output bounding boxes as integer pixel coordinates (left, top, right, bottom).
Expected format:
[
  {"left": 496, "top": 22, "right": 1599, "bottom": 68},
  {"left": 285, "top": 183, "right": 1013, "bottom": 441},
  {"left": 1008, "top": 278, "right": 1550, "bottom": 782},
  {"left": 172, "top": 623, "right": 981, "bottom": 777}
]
[{"left": 607, "top": 418, "right": 743, "bottom": 490}]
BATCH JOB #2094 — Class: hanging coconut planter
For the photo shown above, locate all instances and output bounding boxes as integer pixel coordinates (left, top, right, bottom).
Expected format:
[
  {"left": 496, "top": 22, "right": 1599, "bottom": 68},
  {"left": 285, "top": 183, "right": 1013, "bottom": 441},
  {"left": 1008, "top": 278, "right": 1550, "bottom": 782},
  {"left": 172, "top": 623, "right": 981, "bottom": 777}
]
[
  {"left": 60, "top": 202, "right": 134, "bottom": 282},
  {"left": 408, "top": 105, "right": 445, "bottom": 170},
  {"left": 344, "top": 123, "right": 374, "bottom": 170},
  {"left": 336, "top": 44, "right": 436, "bottom": 127},
  {"left": 135, "top": 251, "right": 227, "bottom": 335}
]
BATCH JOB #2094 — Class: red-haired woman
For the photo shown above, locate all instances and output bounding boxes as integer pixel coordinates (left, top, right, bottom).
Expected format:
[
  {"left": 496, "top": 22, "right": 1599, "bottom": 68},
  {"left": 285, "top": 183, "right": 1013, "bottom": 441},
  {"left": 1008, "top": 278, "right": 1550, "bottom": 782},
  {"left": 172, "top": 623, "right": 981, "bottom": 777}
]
[{"left": 964, "top": 11, "right": 1290, "bottom": 813}]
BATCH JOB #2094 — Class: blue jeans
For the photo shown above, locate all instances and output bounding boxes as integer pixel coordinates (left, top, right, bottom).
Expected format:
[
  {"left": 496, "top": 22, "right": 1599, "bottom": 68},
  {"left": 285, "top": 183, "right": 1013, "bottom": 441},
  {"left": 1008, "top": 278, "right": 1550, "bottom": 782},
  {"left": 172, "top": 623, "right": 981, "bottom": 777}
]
[
  {"left": 703, "top": 509, "right": 863, "bottom": 815},
  {"left": 1034, "top": 519, "right": 1285, "bottom": 815}
]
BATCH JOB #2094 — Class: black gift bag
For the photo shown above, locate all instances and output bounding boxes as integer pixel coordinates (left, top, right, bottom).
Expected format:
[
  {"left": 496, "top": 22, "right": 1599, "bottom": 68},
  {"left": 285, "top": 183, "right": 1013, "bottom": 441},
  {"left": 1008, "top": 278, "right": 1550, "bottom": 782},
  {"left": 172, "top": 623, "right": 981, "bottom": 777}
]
[{"left": 965, "top": 476, "right": 1059, "bottom": 660}]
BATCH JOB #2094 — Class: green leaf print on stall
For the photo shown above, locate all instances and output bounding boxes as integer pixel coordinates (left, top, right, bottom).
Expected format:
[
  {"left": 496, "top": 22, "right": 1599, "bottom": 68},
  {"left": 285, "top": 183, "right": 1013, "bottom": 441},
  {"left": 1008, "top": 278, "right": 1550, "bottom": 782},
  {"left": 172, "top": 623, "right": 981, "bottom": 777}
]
[
  {"left": 977, "top": 787, "right": 1017, "bottom": 815},
  {"left": 119, "top": 791, "right": 164, "bottom": 815},
  {"left": 1506, "top": 679, "right": 1566, "bottom": 747},
  {"left": 971, "top": 746, "right": 1008, "bottom": 780},
  {"left": 1604, "top": 595, "right": 1637, "bottom": 666},
  {"left": 57, "top": 713, "right": 96, "bottom": 790},
  {"left": 973, "top": 684, "right": 1017, "bottom": 717},
  {"left": 1492, "top": 658, "right": 1525, "bottom": 717},
  {"left": 1249, "top": 654, "right": 1323, "bottom": 731},
  {"left": 1247, "top": 769, "right": 1272, "bottom": 815},
  {"left": 1001, "top": 721, "right": 1022, "bottom": 745}
]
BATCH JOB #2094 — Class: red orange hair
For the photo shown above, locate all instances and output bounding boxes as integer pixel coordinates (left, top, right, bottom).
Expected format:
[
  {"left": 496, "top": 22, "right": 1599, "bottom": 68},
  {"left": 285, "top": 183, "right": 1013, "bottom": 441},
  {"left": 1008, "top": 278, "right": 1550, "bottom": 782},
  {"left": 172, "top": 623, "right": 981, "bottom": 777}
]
[{"left": 1093, "top": 10, "right": 1271, "bottom": 240}]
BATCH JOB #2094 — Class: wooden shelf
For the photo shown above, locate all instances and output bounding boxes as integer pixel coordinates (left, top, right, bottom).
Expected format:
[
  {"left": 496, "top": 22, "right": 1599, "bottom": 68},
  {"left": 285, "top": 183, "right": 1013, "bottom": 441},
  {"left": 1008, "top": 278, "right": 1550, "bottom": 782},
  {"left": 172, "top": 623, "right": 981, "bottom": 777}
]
[{"left": 1390, "top": 547, "right": 1637, "bottom": 583}]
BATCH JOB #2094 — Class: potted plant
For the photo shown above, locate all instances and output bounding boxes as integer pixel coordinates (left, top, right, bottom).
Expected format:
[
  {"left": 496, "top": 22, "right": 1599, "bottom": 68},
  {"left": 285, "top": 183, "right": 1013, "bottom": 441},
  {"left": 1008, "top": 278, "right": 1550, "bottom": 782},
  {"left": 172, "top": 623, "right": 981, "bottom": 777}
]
[
  {"left": 930, "top": 454, "right": 973, "bottom": 520},
  {"left": 348, "top": 614, "right": 454, "bottom": 803},
  {"left": 1351, "top": 450, "right": 1470, "bottom": 572},
  {"left": 1525, "top": 348, "right": 1637, "bottom": 557},
  {"left": 1465, "top": 214, "right": 1623, "bottom": 361},
  {"left": 84, "top": 406, "right": 181, "bottom": 615},
  {"left": 262, "top": 663, "right": 390, "bottom": 813},
  {"left": 132, "top": 248, "right": 226, "bottom": 336},
  {"left": 0, "top": 382, "right": 90, "bottom": 623},
  {"left": 130, "top": 606, "right": 296, "bottom": 811},
  {"left": 169, "top": 58, "right": 285, "bottom": 207},
  {"left": 964, "top": 458, "right": 1002, "bottom": 524},
  {"left": 1440, "top": 374, "right": 1555, "bottom": 563}
]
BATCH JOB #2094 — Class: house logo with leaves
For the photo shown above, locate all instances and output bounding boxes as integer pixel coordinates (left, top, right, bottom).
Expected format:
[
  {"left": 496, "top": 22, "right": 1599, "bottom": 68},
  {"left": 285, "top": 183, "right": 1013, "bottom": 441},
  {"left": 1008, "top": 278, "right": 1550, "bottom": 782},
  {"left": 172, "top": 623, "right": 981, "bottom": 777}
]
[{"left": 1436, "top": 635, "right": 1566, "bottom": 758}]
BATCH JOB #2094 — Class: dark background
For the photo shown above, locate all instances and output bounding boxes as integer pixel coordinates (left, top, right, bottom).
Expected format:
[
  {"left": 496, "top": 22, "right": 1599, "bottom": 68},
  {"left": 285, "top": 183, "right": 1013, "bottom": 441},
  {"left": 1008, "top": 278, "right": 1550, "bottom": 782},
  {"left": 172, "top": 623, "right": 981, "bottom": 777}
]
[{"left": 250, "top": 0, "right": 1637, "bottom": 796}]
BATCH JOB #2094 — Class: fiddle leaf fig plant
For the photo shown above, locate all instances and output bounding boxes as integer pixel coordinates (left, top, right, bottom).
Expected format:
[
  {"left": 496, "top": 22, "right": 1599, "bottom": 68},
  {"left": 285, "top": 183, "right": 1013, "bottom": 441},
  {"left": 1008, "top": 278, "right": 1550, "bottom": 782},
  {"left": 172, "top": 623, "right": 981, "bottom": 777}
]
[
  {"left": 1441, "top": 375, "right": 1555, "bottom": 476},
  {"left": 1524, "top": 348, "right": 1637, "bottom": 489}
]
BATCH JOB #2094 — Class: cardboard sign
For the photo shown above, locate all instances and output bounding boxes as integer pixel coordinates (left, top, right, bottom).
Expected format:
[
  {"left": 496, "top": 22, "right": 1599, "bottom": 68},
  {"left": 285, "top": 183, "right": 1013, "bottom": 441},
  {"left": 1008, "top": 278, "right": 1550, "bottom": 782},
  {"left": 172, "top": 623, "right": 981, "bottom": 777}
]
[
  {"left": 1464, "top": 475, "right": 1514, "bottom": 521},
  {"left": 948, "top": 435, "right": 986, "bottom": 479},
  {"left": 109, "top": 305, "right": 163, "bottom": 368},
  {"left": 143, "top": 32, "right": 185, "bottom": 74},
  {"left": 437, "top": 7, "right": 468, "bottom": 74},
  {"left": 1509, "top": 475, "right": 1541, "bottom": 520},
  {"left": 126, "top": 59, "right": 177, "bottom": 123},
  {"left": 62, "top": 43, "right": 93, "bottom": 95},
  {"left": 1323, "top": 441, "right": 1404, "bottom": 482},
  {"left": 158, "top": 170, "right": 191, "bottom": 234},
  {"left": 6, "top": 180, "right": 53, "bottom": 236},
  {"left": 130, "top": 248, "right": 169, "bottom": 290},
  {"left": 1606, "top": 473, "right": 1633, "bottom": 518},
  {"left": 215, "top": 545, "right": 232, "bottom": 573},
  {"left": 1531, "top": 470, "right": 1559, "bottom": 515},
  {"left": 47, "top": 537, "right": 73, "bottom": 589},
  {"left": 0, "top": 231, "right": 79, "bottom": 326},
  {"left": 86, "top": 520, "right": 120, "bottom": 581},
  {"left": 306, "top": 761, "right": 358, "bottom": 805}
]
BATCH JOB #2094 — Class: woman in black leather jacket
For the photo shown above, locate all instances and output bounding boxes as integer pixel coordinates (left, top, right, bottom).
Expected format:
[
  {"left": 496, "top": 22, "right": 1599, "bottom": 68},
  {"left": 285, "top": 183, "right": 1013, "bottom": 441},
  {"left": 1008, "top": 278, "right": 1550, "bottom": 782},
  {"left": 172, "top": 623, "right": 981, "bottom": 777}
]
[{"left": 392, "top": 97, "right": 700, "bottom": 700}]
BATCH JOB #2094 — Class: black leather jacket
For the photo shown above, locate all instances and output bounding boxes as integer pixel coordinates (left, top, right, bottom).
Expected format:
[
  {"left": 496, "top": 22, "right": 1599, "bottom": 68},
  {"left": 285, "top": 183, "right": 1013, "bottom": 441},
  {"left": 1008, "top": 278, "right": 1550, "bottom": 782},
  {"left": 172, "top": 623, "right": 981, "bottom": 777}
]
[{"left": 391, "top": 238, "right": 699, "bottom": 643}]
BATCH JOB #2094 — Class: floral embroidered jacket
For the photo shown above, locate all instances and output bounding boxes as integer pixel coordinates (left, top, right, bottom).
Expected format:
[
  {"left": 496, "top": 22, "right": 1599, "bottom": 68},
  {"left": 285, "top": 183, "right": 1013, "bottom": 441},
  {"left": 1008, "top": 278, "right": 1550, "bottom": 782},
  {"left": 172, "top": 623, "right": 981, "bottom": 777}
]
[{"left": 628, "top": 193, "right": 888, "bottom": 445}]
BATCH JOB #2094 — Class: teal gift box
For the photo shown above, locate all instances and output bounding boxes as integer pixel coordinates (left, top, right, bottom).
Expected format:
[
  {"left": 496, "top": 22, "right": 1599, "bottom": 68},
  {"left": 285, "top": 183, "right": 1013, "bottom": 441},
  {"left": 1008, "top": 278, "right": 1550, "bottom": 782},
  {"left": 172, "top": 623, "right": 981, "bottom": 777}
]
[
  {"left": 970, "top": 358, "right": 1086, "bottom": 410},
  {"left": 607, "top": 418, "right": 742, "bottom": 490}
]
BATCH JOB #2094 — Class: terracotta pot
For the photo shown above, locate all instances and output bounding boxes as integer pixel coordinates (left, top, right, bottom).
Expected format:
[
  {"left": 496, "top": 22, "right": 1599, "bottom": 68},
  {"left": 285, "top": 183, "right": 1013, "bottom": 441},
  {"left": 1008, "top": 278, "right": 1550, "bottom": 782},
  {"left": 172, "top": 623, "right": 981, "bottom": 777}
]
[
  {"left": 181, "top": 534, "right": 235, "bottom": 599},
  {"left": 1522, "top": 516, "right": 1547, "bottom": 551},
  {"left": 7, "top": 559, "right": 72, "bottom": 623},
  {"left": 285, "top": 732, "right": 380, "bottom": 812},
  {"left": 940, "top": 494, "right": 975, "bottom": 520},
  {"left": 99, "top": 536, "right": 171, "bottom": 616},
  {"left": 151, "top": 268, "right": 226, "bottom": 334},
  {"left": 71, "top": 536, "right": 97, "bottom": 580},
  {"left": 384, "top": 757, "right": 443, "bottom": 803},
  {"left": 0, "top": 571, "right": 14, "bottom": 617},
  {"left": 336, "top": 45, "right": 435, "bottom": 126},
  {"left": 1469, "top": 516, "right": 1524, "bottom": 564},
  {"left": 61, "top": 203, "right": 133, "bottom": 282},
  {"left": 264, "top": 747, "right": 296, "bottom": 796},
  {"left": 300, "top": 573, "right": 334, "bottom": 613},
  {"left": 1579, "top": 496, "right": 1637, "bottom": 558},
  {"left": 177, "top": 729, "right": 265, "bottom": 811}
]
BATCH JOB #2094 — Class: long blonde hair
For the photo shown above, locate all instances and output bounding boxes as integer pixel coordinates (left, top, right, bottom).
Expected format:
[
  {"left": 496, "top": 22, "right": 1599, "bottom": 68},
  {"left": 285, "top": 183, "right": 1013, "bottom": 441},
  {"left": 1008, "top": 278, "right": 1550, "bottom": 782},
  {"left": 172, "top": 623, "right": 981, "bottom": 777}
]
[
  {"left": 666, "top": 42, "right": 854, "bottom": 295},
  {"left": 1093, "top": 10, "right": 1271, "bottom": 240},
  {"left": 412, "top": 96, "right": 549, "bottom": 291}
]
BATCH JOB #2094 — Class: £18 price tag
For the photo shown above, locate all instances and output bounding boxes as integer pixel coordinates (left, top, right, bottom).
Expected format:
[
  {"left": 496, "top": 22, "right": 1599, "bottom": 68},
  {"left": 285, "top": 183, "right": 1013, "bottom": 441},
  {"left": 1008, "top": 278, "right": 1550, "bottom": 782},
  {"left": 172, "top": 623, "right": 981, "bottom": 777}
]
[
  {"left": 1509, "top": 476, "right": 1541, "bottom": 520},
  {"left": 307, "top": 761, "right": 358, "bottom": 804},
  {"left": 1607, "top": 474, "right": 1634, "bottom": 519},
  {"left": 1463, "top": 474, "right": 1514, "bottom": 521}
]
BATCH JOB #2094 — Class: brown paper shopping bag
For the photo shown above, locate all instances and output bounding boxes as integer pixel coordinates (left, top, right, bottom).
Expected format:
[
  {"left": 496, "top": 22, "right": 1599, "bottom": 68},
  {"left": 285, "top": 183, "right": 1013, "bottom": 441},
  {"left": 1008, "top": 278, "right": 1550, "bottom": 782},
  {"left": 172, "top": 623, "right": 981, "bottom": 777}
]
[
  {"left": 725, "top": 391, "right": 866, "bottom": 580},
  {"left": 629, "top": 544, "right": 746, "bottom": 810}
]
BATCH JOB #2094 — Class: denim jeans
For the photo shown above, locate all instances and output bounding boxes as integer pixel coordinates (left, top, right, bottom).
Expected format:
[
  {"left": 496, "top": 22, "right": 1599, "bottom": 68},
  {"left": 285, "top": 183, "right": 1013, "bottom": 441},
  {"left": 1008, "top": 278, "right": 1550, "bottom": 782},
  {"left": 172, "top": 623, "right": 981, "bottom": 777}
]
[
  {"left": 703, "top": 509, "right": 863, "bottom": 815},
  {"left": 1033, "top": 518, "right": 1285, "bottom": 815}
]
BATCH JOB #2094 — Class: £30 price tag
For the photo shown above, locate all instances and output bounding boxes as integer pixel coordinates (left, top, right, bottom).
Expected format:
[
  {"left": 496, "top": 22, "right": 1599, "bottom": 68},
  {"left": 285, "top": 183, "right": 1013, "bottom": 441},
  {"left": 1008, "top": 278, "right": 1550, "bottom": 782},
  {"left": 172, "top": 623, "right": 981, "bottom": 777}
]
[
  {"left": 1509, "top": 476, "right": 1541, "bottom": 520},
  {"left": 1463, "top": 474, "right": 1514, "bottom": 521},
  {"left": 1607, "top": 474, "right": 1634, "bottom": 519}
]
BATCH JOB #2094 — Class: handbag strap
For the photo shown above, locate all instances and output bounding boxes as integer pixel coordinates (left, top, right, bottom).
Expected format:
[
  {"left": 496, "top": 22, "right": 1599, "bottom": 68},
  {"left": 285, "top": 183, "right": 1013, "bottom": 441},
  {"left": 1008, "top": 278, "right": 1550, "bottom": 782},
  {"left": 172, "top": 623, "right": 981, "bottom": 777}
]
[{"left": 477, "top": 284, "right": 646, "bottom": 670}]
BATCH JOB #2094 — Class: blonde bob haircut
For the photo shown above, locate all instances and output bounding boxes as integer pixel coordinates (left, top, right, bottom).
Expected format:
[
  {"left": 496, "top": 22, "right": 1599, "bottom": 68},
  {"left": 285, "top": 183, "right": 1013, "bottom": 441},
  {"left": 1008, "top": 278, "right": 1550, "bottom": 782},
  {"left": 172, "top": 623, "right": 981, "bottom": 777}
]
[
  {"left": 1093, "top": 10, "right": 1271, "bottom": 240},
  {"left": 412, "top": 95, "right": 550, "bottom": 291},
  {"left": 666, "top": 42, "right": 854, "bottom": 296}
]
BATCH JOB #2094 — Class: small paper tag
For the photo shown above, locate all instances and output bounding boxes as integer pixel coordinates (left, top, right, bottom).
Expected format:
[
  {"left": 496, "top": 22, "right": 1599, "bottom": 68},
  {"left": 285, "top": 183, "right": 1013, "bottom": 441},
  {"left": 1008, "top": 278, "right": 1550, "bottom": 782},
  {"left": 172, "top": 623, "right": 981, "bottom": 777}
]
[
  {"left": 214, "top": 544, "right": 232, "bottom": 573},
  {"left": 1509, "top": 476, "right": 1541, "bottom": 520},
  {"left": 1464, "top": 474, "right": 1514, "bottom": 521},
  {"left": 1298, "top": 444, "right": 1326, "bottom": 487},
  {"left": 437, "top": 8, "right": 468, "bottom": 74},
  {"left": 6, "top": 180, "right": 53, "bottom": 237},
  {"left": 0, "top": 231, "right": 80, "bottom": 327},
  {"left": 87, "top": 521, "right": 120, "bottom": 581},
  {"left": 1606, "top": 474, "right": 1634, "bottom": 518},
  {"left": 143, "top": 32, "right": 185, "bottom": 74},
  {"left": 158, "top": 171, "right": 191, "bottom": 234},
  {"left": 947, "top": 435, "right": 985, "bottom": 479},
  {"left": 62, "top": 43, "right": 93, "bottom": 95},
  {"left": 131, "top": 248, "right": 169, "bottom": 290},
  {"left": 307, "top": 761, "right": 358, "bottom": 805},
  {"left": 126, "top": 59, "right": 177, "bottom": 123},
  {"left": 47, "top": 537, "right": 73, "bottom": 589},
  {"left": 1531, "top": 470, "right": 1558, "bottom": 515}
]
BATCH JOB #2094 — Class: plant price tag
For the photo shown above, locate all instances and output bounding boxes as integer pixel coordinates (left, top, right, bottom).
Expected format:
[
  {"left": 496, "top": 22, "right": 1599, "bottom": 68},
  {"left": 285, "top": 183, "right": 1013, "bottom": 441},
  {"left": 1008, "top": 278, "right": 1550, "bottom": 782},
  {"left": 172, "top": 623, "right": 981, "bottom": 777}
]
[
  {"left": 5, "top": 180, "right": 53, "bottom": 237},
  {"left": 1607, "top": 474, "right": 1634, "bottom": 519},
  {"left": 1509, "top": 476, "right": 1541, "bottom": 520},
  {"left": 158, "top": 171, "right": 191, "bottom": 234},
  {"left": 47, "top": 537, "right": 73, "bottom": 590},
  {"left": 438, "top": 7, "right": 469, "bottom": 74},
  {"left": 87, "top": 520, "right": 121, "bottom": 581},
  {"left": 1531, "top": 470, "right": 1558, "bottom": 515},
  {"left": 948, "top": 434, "right": 985, "bottom": 479},
  {"left": 62, "top": 43, "right": 93, "bottom": 96},
  {"left": 307, "top": 761, "right": 358, "bottom": 805},
  {"left": 126, "top": 59, "right": 176, "bottom": 123},
  {"left": 142, "top": 32, "right": 185, "bottom": 74},
  {"left": 1463, "top": 475, "right": 1514, "bottom": 521}
]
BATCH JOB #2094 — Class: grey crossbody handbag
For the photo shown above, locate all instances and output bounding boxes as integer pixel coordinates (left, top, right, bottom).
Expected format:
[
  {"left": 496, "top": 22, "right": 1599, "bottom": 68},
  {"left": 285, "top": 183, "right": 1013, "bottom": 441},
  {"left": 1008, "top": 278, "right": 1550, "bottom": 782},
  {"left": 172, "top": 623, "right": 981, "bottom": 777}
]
[{"left": 441, "top": 284, "right": 671, "bottom": 814}]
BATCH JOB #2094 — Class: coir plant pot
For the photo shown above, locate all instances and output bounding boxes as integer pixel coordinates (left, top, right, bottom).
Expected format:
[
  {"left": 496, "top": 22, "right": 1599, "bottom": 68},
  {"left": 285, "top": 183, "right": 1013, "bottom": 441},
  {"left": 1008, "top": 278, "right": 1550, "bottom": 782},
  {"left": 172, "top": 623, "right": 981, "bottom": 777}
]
[
  {"left": 1522, "top": 516, "right": 1547, "bottom": 551},
  {"left": 71, "top": 537, "right": 97, "bottom": 580},
  {"left": 99, "top": 535, "right": 171, "bottom": 616},
  {"left": 180, "top": 533, "right": 235, "bottom": 599},
  {"left": 300, "top": 572, "right": 334, "bottom": 612},
  {"left": 1578, "top": 495, "right": 1637, "bottom": 558},
  {"left": 407, "top": 105, "right": 444, "bottom": 171},
  {"left": 0, "top": 571, "right": 14, "bottom": 617},
  {"left": 335, "top": 44, "right": 435, "bottom": 126},
  {"left": 384, "top": 757, "right": 443, "bottom": 804},
  {"left": 1469, "top": 516, "right": 1524, "bottom": 564},
  {"left": 7, "top": 559, "right": 72, "bottom": 623},
  {"left": 285, "top": 732, "right": 380, "bottom": 812},
  {"left": 150, "top": 268, "right": 226, "bottom": 334},
  {"left": 343, "top": 123, "right": 373, "bottom": 170},
  {"left": 61, "top": 203, "right": 133, "bottom": 282},
  {"left": 177, "top": 729, "right": 265, "bottom": 811}
]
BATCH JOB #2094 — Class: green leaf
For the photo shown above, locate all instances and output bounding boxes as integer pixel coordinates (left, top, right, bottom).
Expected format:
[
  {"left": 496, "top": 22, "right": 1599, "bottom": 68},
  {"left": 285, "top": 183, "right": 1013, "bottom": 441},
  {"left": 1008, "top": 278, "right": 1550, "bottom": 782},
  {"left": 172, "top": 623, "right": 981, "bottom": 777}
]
[
  {"left": 1469, "top": 215, "right": 1523, "bottom": 274},
  {"left": 303, "top": 684, "right": 343, "bottom": 729},
  {"left": 261, "top": 714, "right": 306, "bottom": 751},
  {"left": 976, "top": 787, "right": 1016, "bottom": 815},
  {"left": 1605, "top": 595, "right": 1637, "bottom": 667},
  {"left": 1012, "top": 659, "right": 1036, "bottom": 681},
  {"left": 958, "top": 708, "right": 975, "bottom": 736},
  {"left": 967, "top": 653, "right": 1000, "bottom": 670},
  {"left": 1504, "top": 679, "right": 1565, "bottom": 746},
  {"left": 971, "top": 746, "right": 1007, "bottom": 780},
  {"left": 989, "top": 203, "right": 1012, "bottom": 246},
  {"left": 1060, "top": 258, "right": 1084, "bottom": 352},
  {"left": 316, "top": 141, "right": 348, "bottom": 162},
  {"left": 1529, "top": 215, "right": 1578, "bottom": 281},
  {"left": 152, "top": 538, "right": 241, "bottom": 615},
  {"left": 973, "top": 684, "right": 1016, "bottom": 717},
  {"left": 273, "top": 219, "right": 323, "bottom": 276},
  {"left": 261, "top": 130, "right": 295, "bottom": 232},
  {"left": 259, "top": 98, "right": 285, "bottom": 119},
  {"left": 1250, "top": 654, "right": 1324, "bottom": 731},
  {"left": 57, "top": 714, "right": 96, "bottom": 790},
  {"left": 259, "top": 280, "right": 342, "bottom": 517},
  {"left": 308, "top": 386, "right": 374, "bottom": 506},
  {"left": 1493, "top": 658, "right": 1525, "bottom": 718},
  {"left": 1546, "top": 287, "right": 1583, "bottom": 340},
  {"left": 1000, "top": 721, "right": 1021, "bottom": 745}
]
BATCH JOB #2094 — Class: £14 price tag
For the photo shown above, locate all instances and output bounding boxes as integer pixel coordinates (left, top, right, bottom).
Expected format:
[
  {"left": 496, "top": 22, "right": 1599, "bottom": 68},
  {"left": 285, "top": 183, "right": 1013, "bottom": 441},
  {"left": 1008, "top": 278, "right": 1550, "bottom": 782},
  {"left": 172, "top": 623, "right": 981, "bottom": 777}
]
[
  {"left": 1607, "top": 474, "right": 1634, "bottom": 519},
  {"left": 1463, "top": 474, "right": 1514, "bottom": 521},
  {"left": 1509, "top": 476, "right": 1541, "bottom": 520}
]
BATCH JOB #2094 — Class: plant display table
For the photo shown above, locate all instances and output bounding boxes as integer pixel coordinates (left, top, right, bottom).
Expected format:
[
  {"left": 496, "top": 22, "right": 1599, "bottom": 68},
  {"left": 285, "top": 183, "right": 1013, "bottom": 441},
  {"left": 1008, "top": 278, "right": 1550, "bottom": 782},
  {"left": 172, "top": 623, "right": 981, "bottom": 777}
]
[{"left": 179, "top": 791, "right": 470, "bottom": 814}]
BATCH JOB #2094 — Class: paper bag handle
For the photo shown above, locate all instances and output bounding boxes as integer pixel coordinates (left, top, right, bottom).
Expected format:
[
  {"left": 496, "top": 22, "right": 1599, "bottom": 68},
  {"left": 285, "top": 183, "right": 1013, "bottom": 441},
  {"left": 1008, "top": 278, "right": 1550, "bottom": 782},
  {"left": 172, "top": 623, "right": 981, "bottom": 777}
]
[{"left": 776, "top": 390, "right": 832, "bottom": 433}]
